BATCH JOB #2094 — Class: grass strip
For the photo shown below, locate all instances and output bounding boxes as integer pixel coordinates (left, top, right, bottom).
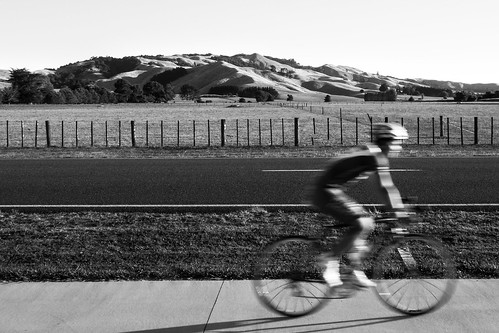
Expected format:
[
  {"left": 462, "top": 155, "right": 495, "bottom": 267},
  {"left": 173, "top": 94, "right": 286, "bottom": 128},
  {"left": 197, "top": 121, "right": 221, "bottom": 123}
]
[{"left": 0, "top": 209, "right": 497, "bottom": 282}]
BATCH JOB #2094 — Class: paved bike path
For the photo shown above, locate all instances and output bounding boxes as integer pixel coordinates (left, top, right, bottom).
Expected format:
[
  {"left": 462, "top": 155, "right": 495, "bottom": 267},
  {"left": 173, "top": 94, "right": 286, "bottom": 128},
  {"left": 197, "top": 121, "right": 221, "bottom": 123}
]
[{"left": 0, "top": 280, "right": 497, "bottom": 332}]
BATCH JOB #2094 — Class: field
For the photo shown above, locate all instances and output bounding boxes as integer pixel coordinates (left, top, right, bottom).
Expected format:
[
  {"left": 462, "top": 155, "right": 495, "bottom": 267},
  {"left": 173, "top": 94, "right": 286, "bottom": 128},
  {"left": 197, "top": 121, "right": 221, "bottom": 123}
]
[{"left": 0, "top": 101, "right": 497, "bottom": 148}]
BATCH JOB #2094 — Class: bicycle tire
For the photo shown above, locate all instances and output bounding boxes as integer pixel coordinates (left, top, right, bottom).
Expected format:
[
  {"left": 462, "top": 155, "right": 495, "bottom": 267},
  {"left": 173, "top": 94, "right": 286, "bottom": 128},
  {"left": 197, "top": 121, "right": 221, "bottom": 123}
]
[
  {"left": 372, "top": 235, "right": 457, "bottom": 315},
  {"left": 252, "top": 237, "right": 330, "bottom": 317}
]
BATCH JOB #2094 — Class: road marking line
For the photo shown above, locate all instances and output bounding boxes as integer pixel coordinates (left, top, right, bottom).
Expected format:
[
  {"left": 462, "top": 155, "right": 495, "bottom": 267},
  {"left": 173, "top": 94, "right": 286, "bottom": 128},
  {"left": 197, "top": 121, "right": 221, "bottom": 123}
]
[
  {"left": 262, "top": 169, "right": 422, "bottom": 172},
  {"left": 0, "top": 203, "right": 498, "bottom": 209}
]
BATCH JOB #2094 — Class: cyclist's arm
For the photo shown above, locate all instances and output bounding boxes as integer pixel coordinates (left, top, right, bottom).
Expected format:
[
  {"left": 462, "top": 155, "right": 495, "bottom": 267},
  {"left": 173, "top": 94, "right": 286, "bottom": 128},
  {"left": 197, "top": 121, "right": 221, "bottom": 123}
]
[{"left": 376, "top": 166, "right": 405, "bottom": 211}]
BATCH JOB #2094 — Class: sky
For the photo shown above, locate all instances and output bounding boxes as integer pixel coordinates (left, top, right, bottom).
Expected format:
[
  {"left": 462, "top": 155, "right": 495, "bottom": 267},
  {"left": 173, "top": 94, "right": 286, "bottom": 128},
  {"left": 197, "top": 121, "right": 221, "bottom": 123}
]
[{"left": 1, "top": 0, "right": 498, "bottom": 84}]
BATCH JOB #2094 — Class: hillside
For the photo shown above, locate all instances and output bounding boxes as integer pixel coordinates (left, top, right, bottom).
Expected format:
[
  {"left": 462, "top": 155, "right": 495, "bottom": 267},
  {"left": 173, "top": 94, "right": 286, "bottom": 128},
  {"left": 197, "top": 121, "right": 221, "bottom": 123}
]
[{"left": 1, "top": 54, "right": 498, "bottom": 99}]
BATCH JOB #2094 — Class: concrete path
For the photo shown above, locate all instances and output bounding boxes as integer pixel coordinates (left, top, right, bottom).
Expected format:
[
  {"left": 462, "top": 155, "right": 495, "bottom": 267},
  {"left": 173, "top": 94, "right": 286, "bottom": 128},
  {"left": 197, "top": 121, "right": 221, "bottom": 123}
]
[{"left": 0, "top": 280, "right": 497, "bottom": 332}]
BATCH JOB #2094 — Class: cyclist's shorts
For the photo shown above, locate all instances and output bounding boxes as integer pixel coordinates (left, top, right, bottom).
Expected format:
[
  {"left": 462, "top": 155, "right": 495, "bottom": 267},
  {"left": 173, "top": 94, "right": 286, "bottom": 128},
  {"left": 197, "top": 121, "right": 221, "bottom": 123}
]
[{"left": 313, "top": 187, "right": 368, "bottom": 223}]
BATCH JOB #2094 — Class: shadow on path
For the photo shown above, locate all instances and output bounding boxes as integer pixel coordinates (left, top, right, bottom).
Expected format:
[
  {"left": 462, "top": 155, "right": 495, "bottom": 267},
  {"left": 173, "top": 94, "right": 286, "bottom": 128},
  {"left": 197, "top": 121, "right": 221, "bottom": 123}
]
[{"left": 124, "top": 314, "right": 408, "bottom": 333}]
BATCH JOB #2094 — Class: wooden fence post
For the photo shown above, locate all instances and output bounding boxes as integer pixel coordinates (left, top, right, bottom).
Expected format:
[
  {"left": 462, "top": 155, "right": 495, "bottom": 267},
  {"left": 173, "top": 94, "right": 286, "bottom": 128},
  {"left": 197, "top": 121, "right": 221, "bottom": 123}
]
[
  {"left": 340, "top": 109, "right": 343, "bottom": 145},
  {"left": 207, "top": 120, "right": 211, "bottom": 147},
  {"left": 61, "top": 121, "right": 64, "bottom": 148},
  {"left": 221, "top": 119, "right": 226, "bottom": 147},
  {"left": 193, "top": 120, "right": 195, "bottom": 146},
  {"left": 355, "top": 117, "right": 358, "bottom": 145},
  {"left": 236, "top": 119, "right": 239, "bottom": 146},
  {"left": 440, "top": 116, "right": 444, "bottom": 137},
  {"left": 460, "top": 117, "right": 463, "bottom": 145},
  {"left": 474, "top": 117, "right": 478, "bottom": 144},
  {"left": 119, "top": 121, "right": 122, "bottom": 147},
  {"left": 417, "top": 117, "right": 420, "bottom": 145},
  {"left": 177, "top": 121, "right": 180, "bottom": 147},
  {"left": 91, "top": 121, "right": 94, "bottom": 147},
  {"left": 247, "top": 119, "right": 250, "bottom": 146},
  {"left": 131, "top": 121, "right": 136, "bottom": 147},
  {"left": 105, "top": 121, "right": 108, "bottom": 147},
  {"left": 447, "top": 117, "right": 450, "bottom": 145},
  {"left": 281, "top": 118, "right": 285, "bottom": 146},
  {"left": 6, "top": 121, "right": 9, "bottom": 147},
  {"left": 432, "top": 117, "right": 435, "bottom": 144},
  {"left": 146, "top": 120, "right": 149, "bottom": 147},
  {"left": 161, "top": 120, "right": 164, "bottom": 147},
  {"left": 21, "top": 121, "right": 24, "bottom": 148},
  {"left": 270, "top": 119, "right": 273, "bottom": 146},
  {"left": 35, "top": 121, "right": 38, "bottom": 148},
  {"left": 491, "top": 117, "right": 494, "bottom": 145},
  {"left": 76, "top": 121, "right": 78, "bottom": 147},
  {"left": 45, "top": 120, "right": 51, "bottom": 147},
  {"left": 294, "top": 118, "right": 299, "bottom": 146}
]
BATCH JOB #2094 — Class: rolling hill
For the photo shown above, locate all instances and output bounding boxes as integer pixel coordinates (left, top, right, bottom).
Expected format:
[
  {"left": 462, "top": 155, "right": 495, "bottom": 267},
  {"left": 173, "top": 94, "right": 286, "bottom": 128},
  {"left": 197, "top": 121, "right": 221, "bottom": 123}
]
[{"left": 1, "top": 53, "right": 498, "bottom": 100}]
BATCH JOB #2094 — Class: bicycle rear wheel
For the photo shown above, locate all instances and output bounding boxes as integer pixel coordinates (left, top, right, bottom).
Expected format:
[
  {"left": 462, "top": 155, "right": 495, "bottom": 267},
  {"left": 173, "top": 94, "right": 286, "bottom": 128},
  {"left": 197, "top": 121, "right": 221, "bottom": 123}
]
[
  {"left": 252, "top": 237, "right": 329, "bottom": 317},
  {"left": 373, "top": 236, "right": 457, "bottom": 315}
]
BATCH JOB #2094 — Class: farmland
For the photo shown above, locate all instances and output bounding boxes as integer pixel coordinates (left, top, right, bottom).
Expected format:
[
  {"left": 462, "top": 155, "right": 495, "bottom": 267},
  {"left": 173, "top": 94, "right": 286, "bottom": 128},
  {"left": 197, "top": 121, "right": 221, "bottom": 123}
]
[{"left": 0, "top": 101, "right": 497, "bottom": 148}]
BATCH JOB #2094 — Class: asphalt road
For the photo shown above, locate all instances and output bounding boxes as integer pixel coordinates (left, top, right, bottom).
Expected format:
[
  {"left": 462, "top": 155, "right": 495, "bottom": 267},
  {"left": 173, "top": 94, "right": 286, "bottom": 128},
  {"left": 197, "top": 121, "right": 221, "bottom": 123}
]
[{"left": 0, "top": 157, "right": 497, "bottom": 207}]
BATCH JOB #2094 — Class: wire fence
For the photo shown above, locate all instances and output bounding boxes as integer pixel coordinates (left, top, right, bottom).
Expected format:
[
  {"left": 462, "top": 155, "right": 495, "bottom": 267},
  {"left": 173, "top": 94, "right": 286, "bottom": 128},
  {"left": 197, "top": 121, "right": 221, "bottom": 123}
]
[{"left": 0, "top": 116, "right": 495, "bottom": 148}]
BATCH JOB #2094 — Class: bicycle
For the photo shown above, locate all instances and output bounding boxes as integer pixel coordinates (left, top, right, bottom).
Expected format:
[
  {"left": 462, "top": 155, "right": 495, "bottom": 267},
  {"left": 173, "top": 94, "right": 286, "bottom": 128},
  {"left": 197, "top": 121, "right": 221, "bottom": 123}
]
[{"left": 252, "top": 202, "right": 457, "bottom": 317}]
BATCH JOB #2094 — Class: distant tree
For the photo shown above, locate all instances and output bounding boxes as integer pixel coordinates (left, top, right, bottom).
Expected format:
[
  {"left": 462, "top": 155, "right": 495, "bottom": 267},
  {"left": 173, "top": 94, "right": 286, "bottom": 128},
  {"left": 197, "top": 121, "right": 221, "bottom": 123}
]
[
  {"left": 255, "top": 90, "right": 272, "bottom": 102},
  {"left": 180, "top": 84, "right": 198, "bottom": 100},
  {"left": 287, "top": 94, "right": 294, "bottom": 102},
  {"left": 324, "top": 95, "right": 332, "bottom": 102},
  {"left": 164, "top": 83, "right": 175, "bottom": 101},
  {"left": 114, "top": 79, "right": 133, "bottom": 102},
  {"left": 1, "top": 87, "right": 17, "bottom": 104},
  {"left": 59, "top": 87, "right": 79, "bottom": 104},
  {"left": 379, "top": 83, "right": 388, "bottom": 92},
  {"left": 143, "top": 81, "right": 166, "bottom": 102},
  {"left": 8, "top": 68, "right": 54, "bottom": 103}
]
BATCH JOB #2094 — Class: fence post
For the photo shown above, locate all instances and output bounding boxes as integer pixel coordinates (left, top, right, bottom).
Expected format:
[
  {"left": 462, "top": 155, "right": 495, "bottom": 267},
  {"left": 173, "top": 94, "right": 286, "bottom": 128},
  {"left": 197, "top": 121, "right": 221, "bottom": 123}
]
[
  {"left": 474, "top": 117, "right": 478, "bottom": 144},
  {"left": 91, "top": 121, "right": 94, "bottom": 147},
  {"left": 440, "top": 116, "right": 444, "bottom": 137},
  {"left": 247, "top": 119, "right": 250, "bottom": 146},
  {"left": 281, "top": 118, "right": 285, "bottom": 146},
  {"left": 6, "top": 121, "right": 9, "bottom": 147},
  {"left": 236, "top": 119, "right": 239, "bottom": 146},
  {"left": 417, "top": 117, "right": 420, "bottom": 145},
  {"left": 177, "top": 121, "right": 180, "bottom": 147},
  {"left": 207, "top": 120, "right": 211, "bottom": 147},
  {"left": 355, "top": 117, "right": 358, "bottom": 145},
  {"left": 119, "top": 121, "right": 122, "bottom": 147},
  {"left": 193, "top": 120, "right": 196, "bottom": 146},
  {"left": 131, "top": 121, "right": 136, "bottom": 147},
  {"left": 221, "top": 119, "right": 226, "bottom": 147},
  {"left": 45, "top": 121, "right": 51, "bottom": 147},
  {"left": 385, "top": 117, "right": 388, "bottom": 123},
  {"left": 491, "top": 117, "right": 494, "bottom": 145},
  {"left": 146, "top": 120, "right": 149, "bottom": 147},
  {"left": 294, "top": 117, "right": 299, "bottom": 146},
  {"left": 76, "top": 121, "right": 78, "bottom": 147},
  {"left": 19, "top": 121, "right": 24, "bottom": 147},
  {"left": 35, "top": 121, "right": 38, "bottom": 148},
  {"left": 258, "top": 119, "right": 261, "bottom": 146},
  {"left": 327, "top": 118, "right": 330, "bottom": 141},
  {"left": 340, "top": 109, "right": 343, "bottom": 145},
  {"left": 105, "top": 121, "right": 108, "bottom": 147},
  {"left": 270, "top": 119, "right": 273, "bottom": 146},
  {"left": 460, "top": 117, "right": 463, "bottom": 145},
  {"left": 432, "top": 117, "right": 435, "bottom": 144},
  {"left": 447, "top": 117, "right": 450, "bottom": 145},
  {"left": 160, "top": 121, "right": 164, "bottom": 147},
  {"left": 312, "top": 118, "right": 316, "bottom": 145}
]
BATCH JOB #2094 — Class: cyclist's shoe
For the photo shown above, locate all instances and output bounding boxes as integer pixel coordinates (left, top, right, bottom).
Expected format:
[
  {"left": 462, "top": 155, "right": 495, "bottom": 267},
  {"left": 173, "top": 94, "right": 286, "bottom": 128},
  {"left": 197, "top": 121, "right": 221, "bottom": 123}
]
[
  {"left": 351, "top": 270, "right": 376, "bottom": 288},
  {"left": 323, "top": 260, "right": 343, "bottom": 287}
]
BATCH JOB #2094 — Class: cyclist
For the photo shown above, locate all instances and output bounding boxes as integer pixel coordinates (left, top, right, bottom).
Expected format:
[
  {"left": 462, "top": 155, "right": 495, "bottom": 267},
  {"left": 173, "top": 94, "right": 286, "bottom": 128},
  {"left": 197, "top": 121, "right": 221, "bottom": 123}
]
[{"left": 311, "top": 122, "right": 409, "bottom": 288}]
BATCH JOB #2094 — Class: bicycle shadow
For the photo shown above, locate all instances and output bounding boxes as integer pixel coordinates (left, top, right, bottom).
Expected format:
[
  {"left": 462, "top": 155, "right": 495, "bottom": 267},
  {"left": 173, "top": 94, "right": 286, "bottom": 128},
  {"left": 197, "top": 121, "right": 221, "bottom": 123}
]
[{"left": 123, "top": 314, "right": 408, "bottom": 333}]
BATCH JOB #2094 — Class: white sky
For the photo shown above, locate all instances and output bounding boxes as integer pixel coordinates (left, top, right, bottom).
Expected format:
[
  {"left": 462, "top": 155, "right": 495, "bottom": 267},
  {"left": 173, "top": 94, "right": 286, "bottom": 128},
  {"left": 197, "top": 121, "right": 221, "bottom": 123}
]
[{"left": 1, "top": 0, "right": 498, "bottom": 84}]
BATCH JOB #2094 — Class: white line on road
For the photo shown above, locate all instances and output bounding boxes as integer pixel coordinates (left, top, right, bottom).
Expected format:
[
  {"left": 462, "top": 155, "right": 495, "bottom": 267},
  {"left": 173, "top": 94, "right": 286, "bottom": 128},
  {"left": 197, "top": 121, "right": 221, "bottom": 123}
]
[
  {"left": 262, "top": 169, "right": 422, "bottom": 172},
  {"left": 1, "top": 203, "right": 498, "bottom": 209}
]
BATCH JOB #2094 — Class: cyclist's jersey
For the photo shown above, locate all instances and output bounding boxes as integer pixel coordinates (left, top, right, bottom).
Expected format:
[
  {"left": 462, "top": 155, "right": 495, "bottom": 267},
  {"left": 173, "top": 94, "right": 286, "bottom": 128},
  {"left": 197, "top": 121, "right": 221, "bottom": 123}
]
[{"left": 316, "top": 144, "right": 388, "bottom": 190}]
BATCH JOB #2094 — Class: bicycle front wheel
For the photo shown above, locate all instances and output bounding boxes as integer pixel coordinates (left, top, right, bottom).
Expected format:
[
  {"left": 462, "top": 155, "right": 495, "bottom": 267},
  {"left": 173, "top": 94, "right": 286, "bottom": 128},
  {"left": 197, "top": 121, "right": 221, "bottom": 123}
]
[
  {"left": 373, "top": 235, "right": 457, "bottom": 315},
  {"left": 252, "top": 237, "right": 329, "bottom": 317}
]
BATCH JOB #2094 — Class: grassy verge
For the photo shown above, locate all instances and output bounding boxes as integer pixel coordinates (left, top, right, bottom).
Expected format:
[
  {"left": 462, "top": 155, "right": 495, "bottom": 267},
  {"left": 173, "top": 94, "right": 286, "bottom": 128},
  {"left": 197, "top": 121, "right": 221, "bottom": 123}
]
[
  {"left": 0, "top": 144, "right": 498, "bottom": 159},
  {"left": 0, "top": 209, "right": 497, "bottom": 282}
]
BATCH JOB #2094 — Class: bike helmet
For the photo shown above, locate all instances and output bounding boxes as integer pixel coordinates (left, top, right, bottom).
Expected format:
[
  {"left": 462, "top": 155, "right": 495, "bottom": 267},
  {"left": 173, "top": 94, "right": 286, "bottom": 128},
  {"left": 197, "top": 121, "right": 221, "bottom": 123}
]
[{"left": 373, "top": 123, "right": 409, "bottom": 142}]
